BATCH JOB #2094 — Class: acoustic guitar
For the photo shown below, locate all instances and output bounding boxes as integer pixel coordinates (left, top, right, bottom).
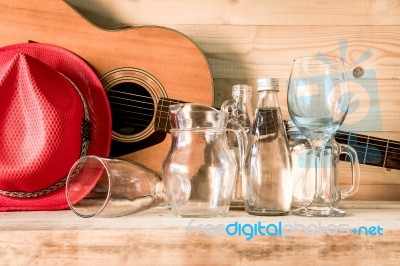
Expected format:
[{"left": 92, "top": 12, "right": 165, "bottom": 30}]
[{"left": 0, "top": 0, "right": 213, "bottom": 173}]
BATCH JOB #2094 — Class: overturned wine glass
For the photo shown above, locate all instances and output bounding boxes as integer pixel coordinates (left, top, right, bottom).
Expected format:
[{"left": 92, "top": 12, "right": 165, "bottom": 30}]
[{"left": 65, "top": 156, "right": 172, "bottom": 218}]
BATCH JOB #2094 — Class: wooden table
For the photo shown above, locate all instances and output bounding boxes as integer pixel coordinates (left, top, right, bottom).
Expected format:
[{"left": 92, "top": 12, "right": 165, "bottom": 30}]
[{"left": 1, "top": 201, "right": 399, "bottom": 265}]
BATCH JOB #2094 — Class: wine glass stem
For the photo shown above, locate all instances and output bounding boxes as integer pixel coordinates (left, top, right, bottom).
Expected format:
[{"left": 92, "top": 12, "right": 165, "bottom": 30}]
[{"left": 313, "top": 148, "right": 324, "bottom": 200}]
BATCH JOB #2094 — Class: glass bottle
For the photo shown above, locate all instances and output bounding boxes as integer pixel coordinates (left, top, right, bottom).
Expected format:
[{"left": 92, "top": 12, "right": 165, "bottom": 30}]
[
  {"left": 245, "top": 78, "right": 292, "bottom": 216},
  {"left": 221, "top": 84, "right": 253, "bottom": 136},
  {"left": 221, "top": 84, "right": 253, "bottom": 209}
]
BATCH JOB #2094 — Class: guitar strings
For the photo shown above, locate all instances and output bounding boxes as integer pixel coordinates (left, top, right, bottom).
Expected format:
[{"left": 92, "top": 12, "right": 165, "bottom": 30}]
[
  {"left": 111, "top": 117, "right": 400, "bottom": 159},
  {"left": 110, "top": 110, "right": 400, "bottom": 159},
  {"left": 108, "top": 90, "right": 181, "bottom": 107},
  {"left": 106, "top": 91, "right": 400, "bottom": 160},
  {"left": 111, "top": 102, "right": 400, "bottom": 156},
  {"left": 108, "top": 99, "right": 155, "bottom": 113},
  {"left": 335, "top": 136, "right": 399, "bottom": 153},
  {"left": 335, "top": 134, "right": 400, "bottom": 150},
  {"left": 108, "top": 128, "right": 399, "bottom": 162},
  {"left": 336, "top": 130, "right": 400, "bottom": 145},
  {"left": 112, "top": 117, "right": 400, "bottom": 161},
  {"left": 108, "top": 95, "right": 155, "bottom": 106},
  {"left": 334, "top": 140, "right": 400, "bottom": 156},
  {"left": 108, "top": 90, "right": 154, "bottom": 101},
  {"left": 112, "top": 121, "right": 148, "bottom": 129},
  {"left": 111, "top": 123, "right": 400, "bottom": 162},
  {"left": 115, "top": 117, "right": 156, "bottom": 125},
  {"left": 334, "top": 133, "right": 400, "bottom": 154},
  {"left": 111, "top": 107, "right": 155, "bottom": 118},
  {"left": 107, "top": 91, "right": 177, "bottom": 133},
  {"left": 332, "top": 143, "right": 399, "bottom": 162}
]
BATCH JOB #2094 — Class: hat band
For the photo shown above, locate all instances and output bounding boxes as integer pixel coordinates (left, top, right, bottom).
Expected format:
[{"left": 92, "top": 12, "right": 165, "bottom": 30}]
[{"left": 0, "top": 75, "right": 92, "bottom": 198}]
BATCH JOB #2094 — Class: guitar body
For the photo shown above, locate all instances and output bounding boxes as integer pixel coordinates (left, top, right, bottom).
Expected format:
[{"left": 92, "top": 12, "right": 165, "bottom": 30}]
[{"left": 0, "top": 1, "right": 214, "bottom": 173}]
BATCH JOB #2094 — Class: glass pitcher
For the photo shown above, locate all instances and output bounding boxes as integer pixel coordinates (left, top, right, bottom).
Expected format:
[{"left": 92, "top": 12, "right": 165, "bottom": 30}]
[
  {"left": 162, "top": 103, "right": 245, "bottom": 217},
  {"left": 287, "top": 121, "right": 360, "bottom": 209}
]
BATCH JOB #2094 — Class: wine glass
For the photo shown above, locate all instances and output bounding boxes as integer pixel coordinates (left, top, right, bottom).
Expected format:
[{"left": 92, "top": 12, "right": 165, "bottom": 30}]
[
  {"left": 287, "top": 56, "right": 350, "bottom": 217},
  {"left": 66, "top": 156, "right": 170, "bottom": 218}
]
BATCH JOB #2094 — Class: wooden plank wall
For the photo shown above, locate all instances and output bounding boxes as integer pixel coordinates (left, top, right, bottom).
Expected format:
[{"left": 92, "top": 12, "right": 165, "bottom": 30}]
[{"left": 67, "top": 0, "right": 400, "bottom": 201}]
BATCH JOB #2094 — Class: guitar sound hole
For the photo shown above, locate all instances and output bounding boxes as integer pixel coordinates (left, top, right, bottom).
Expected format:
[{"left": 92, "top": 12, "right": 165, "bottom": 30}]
[{"left": 106, "top": 82, "right": 154, "bottom": 136}]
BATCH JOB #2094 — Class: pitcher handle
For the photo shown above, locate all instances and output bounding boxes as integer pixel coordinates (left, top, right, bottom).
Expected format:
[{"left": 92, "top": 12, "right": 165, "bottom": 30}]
[
  {"left": 338, "top": 143, "right": 360, "bottom": 199},
  {"left": 226, "top": 123, "right": 246, "bottom": 187},
  {"left": 221, "top": 99, "right": 236, "bottom": 121}
]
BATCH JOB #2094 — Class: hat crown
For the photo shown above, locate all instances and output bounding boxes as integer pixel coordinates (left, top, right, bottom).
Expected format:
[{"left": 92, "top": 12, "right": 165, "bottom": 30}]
[{"left": 0, "top": 53, "right": 84, "bottom": 192}]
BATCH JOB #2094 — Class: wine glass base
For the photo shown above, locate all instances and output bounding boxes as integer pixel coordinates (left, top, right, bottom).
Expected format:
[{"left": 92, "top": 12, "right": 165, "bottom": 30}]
[{"left": 292, "top": 206, "right": 346, "bottom": 217}]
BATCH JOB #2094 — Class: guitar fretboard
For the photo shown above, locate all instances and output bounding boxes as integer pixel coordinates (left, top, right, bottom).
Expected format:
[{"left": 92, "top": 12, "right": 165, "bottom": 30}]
[
  {"left": 154, "top": 97, "right": 185, "bottom": 132},
  {"left": 335, "top": 131, "right": 400, "bottom": 170}
]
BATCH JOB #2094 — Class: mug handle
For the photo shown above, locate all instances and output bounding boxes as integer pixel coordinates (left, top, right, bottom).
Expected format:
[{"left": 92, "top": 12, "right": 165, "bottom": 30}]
[{"left": 338, "top": 143, "right": 361, "bottom": 199}]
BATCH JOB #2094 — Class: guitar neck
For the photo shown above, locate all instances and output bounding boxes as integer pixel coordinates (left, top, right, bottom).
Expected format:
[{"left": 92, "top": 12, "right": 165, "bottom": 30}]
[
  {"left": 335, "top": 130, "right": 400, "bottom": 170},
  {"left": 154, "top": 97, "right": 185, "bottom": 133}
]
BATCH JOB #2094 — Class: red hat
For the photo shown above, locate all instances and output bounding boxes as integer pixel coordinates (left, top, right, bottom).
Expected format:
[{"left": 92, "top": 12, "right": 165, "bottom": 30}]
[{"left": 0, "top": 43, "right": 111, "bottom": 211}]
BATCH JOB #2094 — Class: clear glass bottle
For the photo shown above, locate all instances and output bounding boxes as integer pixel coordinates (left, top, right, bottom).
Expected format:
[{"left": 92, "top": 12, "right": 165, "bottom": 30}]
[
  {"left": 221, "top": 84, "right": 253, "bottom": 209},
  {"left": 245, "top": 78, "right": 292, "bottom": 216},
  {"left": 221, "top": 84, "right": 253, "bottom": 136}
]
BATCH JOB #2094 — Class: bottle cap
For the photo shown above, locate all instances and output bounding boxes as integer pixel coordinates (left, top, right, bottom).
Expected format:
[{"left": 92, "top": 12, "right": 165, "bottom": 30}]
[{"left": 257, "top": 78, "right": 279, "bottom": 92}]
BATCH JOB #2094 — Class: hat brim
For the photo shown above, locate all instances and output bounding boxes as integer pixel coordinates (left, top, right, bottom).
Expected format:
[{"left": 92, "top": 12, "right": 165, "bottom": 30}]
[{"left": 0, "top": 43, "right": 111, "bottom": 211}]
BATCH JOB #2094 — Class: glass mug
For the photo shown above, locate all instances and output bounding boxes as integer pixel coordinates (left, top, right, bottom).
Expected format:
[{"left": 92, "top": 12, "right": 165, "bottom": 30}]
[
  {"left": 287, "top": 121, "right": 360, "bottom": 209},
  {"left": 162, "top": 103, "right": 245, "bottom": 218}
]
